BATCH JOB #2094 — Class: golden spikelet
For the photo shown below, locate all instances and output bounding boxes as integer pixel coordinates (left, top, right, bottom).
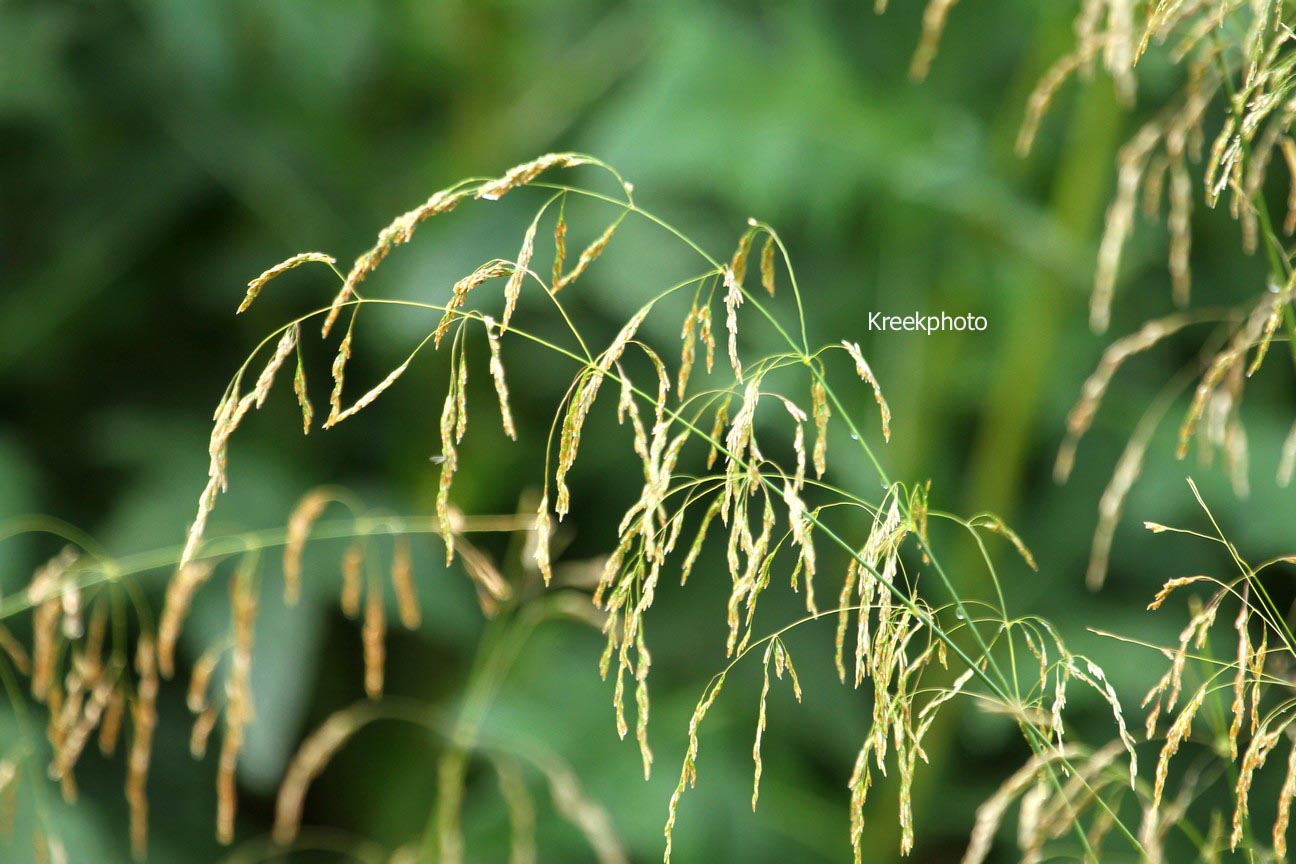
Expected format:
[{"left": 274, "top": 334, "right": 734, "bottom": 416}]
[
  {"left": 458, "top": 537, "right": 512, "bottom": 616},
  {"left": 215, "top": 728, "right": 240, "bottom": 846},
  {"left": 698, "top": 303, "right": 715, "bottom": 374},
  {"left": 99, "top": 687, "right": 124, "bottom": 757},
  {"left": 455, "top": 340, "right": 469, "bottom": 443},
  {"left": 634, "top": 628, "right": 653, "bottom": 781},
  {"left": 273, "top": 707, "right": 370, "bottom": 845},
  {"left": 190, "top": 706, "right": 218, "bottom": 759},
  {"left": 59, "top": 574, "right": 83, "bottom": 641},
  {"left": 1275, "top": 739, "right": 1296, "bottom": 859},
  {"left": 1229, "top": 599, "right": 1251, "bottom": 760},
  {"left": 552, "top": 208, "right": 568, "bottom": 289},
  {"left": 534, "top": 494, "right": 554, "bottom": 585},
  {"left": 284, "top": 488, "right": 333, "bottom": 605},
  {"left": 294, "top": 344, "right": 313, "bottom": 434},
  {"left": 31, "top": 594, "right": 61, "bottom": 703},
  {"left": 553, "top": 307, "right": 651, "bottom": 517},
  {"left": 483, "top": 316, "right": 517, "bottom": 440},
  {"left": 1087, "top": 412, "right": 1157, "bottom": 590},
  {"left": 1167, "top": 157, "right": 1193, "bottom": 306},
  {"left": 238, "top": 252, "right": 335, "bottom": 314},
  {"left": 706, "top": 395, "right": 730, "bottom": 470},
  {"left": 187, "top": 645, "right": 221, "bottom": 714},
  {"left": 1142, "top": 151, "right": 1169, "bottom": 218},
  {"left": 1246, "top": 286, "right": 1290, "bottom": 377},
  {"left": 835, "top": 559, "right": 857, "bottom": 683},
  {"left": 476, "top": 153, "right": 592, "bottom": 202},
  {"left": 252, "top": 325, "right": 299, "bottom": 409},
  {"left": 847, "top": 739, "right": 874, "bottom": 864},
  {"left": 554, "top": 219, "right": 621, "bottom": 293},
  {"left": 434, "top": 260, "right": 511, "bottom": 348},
  {"left": 1281, "top": 136, "right": 1296, "bottom": 235},
  {"left": 841, "top": 341, "right": 891, "bottom": 441},
  {"left": 1231, "top": 724, "right": 1282, "bottom": 849},
  {"left": 325, "top": 359, "right": 412, "bottom": 428},
  {"left": 1017, "top": 48, "right": 1093, "bottom": 156},
  {"left": 1249, "top": 631, "right": 1266, "bottom": 738},
  {"left": 1152, "top": 684, "right": 1206, "bottom": 814},
  {"left": 774, "top": 641, "right": 802, "bottom": 700},
  {"left": 1093, "top": 125, "right": 1161, "bottom": 333},
  {"left": 680, "top": 497, "right": 722, "bottom": 587},
  {"left": 53, "top": 672, "right": 117, "bottom": 784},
  {"left": 970, "top": 514, "right": 1038, "bottom": 571},
  {"left": 362, "top": 581, "right": 385, "bottom": 699},
  {"left": 723, "top": 268, "right": 744, "bottom": 380},
  {"left": 728, "top": 228, "right": 754, "bottom": 288},
  {"left": 664, "top": 675, "right": 726, "bottom": 863},
  {"left": 811, "top": 377, "right": 830, "bottom": 478},
  {"left": 751, "top": 642, "right": 773, "bottom": 811},
  {"left": 678, "top": 305, "right": 698, "bottom": 397},
  {"left": 29, "top": 547, "right": 77, "bottom": 638},
  {"left": 1178, "top": 298, "right": 1275, "bottom": 459},
  {"left": 218, "top": 569, "right": 258, "bottom": 845},
  {"left": 962, "top": 748, "right": 1078, "bottom": 864},
  {"left": 127, "top": 637, "right": 158, "bottom": 860},
  {"left": 158, "top": 561, "right": 214, "bottom": 678},
  {"left": 0, "top": 625, "right": 31, "bottom": 675},
  {"left": 910, "top": 0, "right": 961, "bottom": 81},
  {"left": 390, "top": 535, "right": 420, "bottom": 630},
  {"left": 320, "top": 185, "right": 468, "bottom": 338},
  {"left": 183, "top": 382, "right": 259, "bottom": 568},
  {"left": 774, "top": 398, "right": 808, "bottom": 491},
  {"left": 437, "top": 355, "right": 461, "bottom": 565},
  {"left": 1146, "top": 575, "right": 1212, "bottom": 610},
  {"left": 1055, "top": 313, "right": 1203, "bottom": 482},
  {"left": 503, "top": 221, "right": 537, "bottom": 331},
  {"left": 341, "top": 541, "right": 364, "bottom": 617},
  {"left": 327, "top": 326, "right": 354, "bottom": 429},
  {"left": 759, "top": 235, "right": 776, "bottom": 296},
  {"left": 1079, "top": 659, "right": 1138, "bottom": 787}
]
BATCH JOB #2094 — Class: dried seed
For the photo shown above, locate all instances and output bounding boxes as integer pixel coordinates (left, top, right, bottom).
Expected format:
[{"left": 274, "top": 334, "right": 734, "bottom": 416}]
[{"left": 284, "top": 488, "right": 333, "bottom": 605}]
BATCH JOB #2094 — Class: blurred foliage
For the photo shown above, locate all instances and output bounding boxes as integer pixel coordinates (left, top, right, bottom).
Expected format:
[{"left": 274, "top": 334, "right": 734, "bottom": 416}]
[{"left": 2, "top": 1, "right": 1294, "bottom": 862}]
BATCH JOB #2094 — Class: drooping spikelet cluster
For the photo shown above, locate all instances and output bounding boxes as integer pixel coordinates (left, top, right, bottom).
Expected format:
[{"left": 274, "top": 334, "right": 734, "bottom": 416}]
[
  {"left": 1133, "top": 480, "right": 1296, "bottom": 862},
  {"left": 1013, "top": 3, "right": 1296, "bottom": 333},
  {"left": 0, "top": 154, "right": 1148, "bottom": 862},
  {"left": 0, "top": 545, "right": 157, "bottom": 860},
  {"left": 183, "top": 154, "right": 1142, "bottom": 863},
  {"left": 1007, "top": 3, "right": 1296, "bottom": 584},
  {"left": 158, "top": 487, "right": 474, "bottom": 847}
]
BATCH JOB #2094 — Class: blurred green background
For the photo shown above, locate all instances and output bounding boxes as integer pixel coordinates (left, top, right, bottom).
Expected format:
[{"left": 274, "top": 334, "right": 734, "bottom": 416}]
[{"left": 3, "top": 1, "right": 1295, "bottom": 862}]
